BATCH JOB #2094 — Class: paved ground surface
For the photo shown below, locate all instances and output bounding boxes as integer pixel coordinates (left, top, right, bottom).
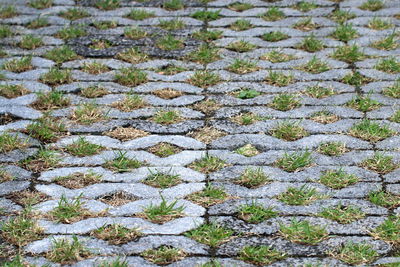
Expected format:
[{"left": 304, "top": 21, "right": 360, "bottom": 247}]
[{"left": 1, "top": 0, "right": 400, "bottom": 266}]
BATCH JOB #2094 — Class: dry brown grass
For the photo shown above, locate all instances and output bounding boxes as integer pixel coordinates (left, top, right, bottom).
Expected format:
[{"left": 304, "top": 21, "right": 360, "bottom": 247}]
[
  {"left": 54, "top": 172, "right": 102, "bottom": 189},
  {"left": 153, "top": 88, "right": 184, "bottom": 99},
  {"left": 310, "top": 111, "right": 340, "bottom": 124},
  {"left": 91, "top": 224, "right": 141, "bottom": 245},
  {"left": 0, "top": 113, "right": 15, "bottom": 125},
  {"left": 147, "top": 143, "right": 182, "bottom": 158},
  {"left": 104, "top": 127, "right": 149, "bottom": 141},
  {"left": 0, "top": 84, "right": 30, "bottom": 99},
  {"left": 191, "top": 99, "right": 221, "bottom": 115},
  {"left": 111, "top": 95, "right": 147, "bottom": 112},
  {"left": 187, "top": 127, "right": 226, "bottom": 144},
  {"left": 7, "top": 190, "right": 49, "bottom": 207},
  {"left": 0, "top": 168, "right": 14, "bottom": 182},
  {"left": 47, "top": 208, "right": 106, "bottom": 224},
  {"left": 98, "top": 192, "right": 136, "bottom": 206}
]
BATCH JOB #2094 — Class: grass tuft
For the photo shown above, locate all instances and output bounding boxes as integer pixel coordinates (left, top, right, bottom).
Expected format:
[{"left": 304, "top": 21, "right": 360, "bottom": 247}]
[
  {"left": 18, "top": 35, "right": 43, "bottom": 50},
  {"left": 270, "top": 121, "right": 308, "bottom": 141},
  {"left": 346, "top": 94, "right": 381, "bottom": 112},
  {"left": 126, "top": 9, "right": 154, "bottom": 20},
  {"left": 152, "top": 110, "right": 182, "bottom": 124},
  {"left": 65, "top": 137, "right": 104, "bottom": 157},
  {"left": 156, "top": 34, "right": 185, "bottom": 51},
  {"left": 238, "top": 201, "right": 277, "bottom": 223},
  {"left": 359, "top": 0, "right": 384, "bottom": 11},
  {"left": 95, "top": 0, "right": 120, "bottom": 10},
  {"left": 80, "top": 85, "right": 109, "bottom": 98},
  {"left": 228, "top": 2, "right": 253, "bottom": 12},
  {"left": 0, "top": 209, "right": 43, "bottom": 247},
  {"left": 279, "top": 219, "right": 328, "bottom": 245},
  {"left": 191, "top": 10, "right": 220, "bottom": 22},
  {"left": 29, "top": 0, "right": 52, "bottom": 9},
  {"left": 50, "top": 195, "right": 92, "bottom": 223},
  {"left": 227, "top": 59, "right": 259, "bottom": 74},
  {"left": 342, "top": 71, "right": 373, "bottom": 86},
  {"left": 59, "top": 8, "right": 89, "bottom": 20},
  {"left": 329, "top": 9, "right": 355, "bottom": 24},
  {"left": 46, "top": 236, "right": 92, "bottom": 264},
  {"left": 260, "top": 7, "right": 285, "bottom": 21},
  {"left": 305, "top": 85, "right": 335, "bottom": 98},
  {"left": 189, "top": 156, "right": 226, "bottom": 174},
  {"left": 0, "top": 5, "right": 17, "bottom": 19},
  {"left": 230, "top": 19, "right": 253, "bottom": 31},
  {"left": 277, "top": 185, "right": 325, "bottom": 205},
  {"left": 297, "top": 56, "right": 330, "bottom": 74},
  {"left": 331, "top": 23, "right": 358, "bottom": 41},
  {"left": 163, "top": 0, "right": 184, "bottom": 10},
  {"left": 293, "top": 17, "right": 320, "bottom": 31},
  {"left": 20, "top": 149, "right": 59, "bottom": 172},
  {"left": 116, "top": 48, "right": 148, "bottom": 64},
  {"left": 186, "top": 183, "right": 229, "bottom": 207},
  {"left": 368, "top": 190, "right": 400, "bottom": 209},
  {"left": 296, "top": 34, "right": 324, "bottom": 52},
  {"left": 141, "top": 246, "right": 186, "bottom": 265},
  {"left": 187, "top": 44, "right": 220, "bottom": 64},
  {"left": 275, "top": 151, "right": 313, "bottom": 172},
  {"left": 44, "top": 46, "right": 80, "bottom": 64},
  {"left": 235, "top": 167, "right": 271, "bottom": 188},
  {"left": 71, "top": 102, "right": 107, "bottom": 125},
  {"left": 27, "top": 17, "right": 49, "bottom": 29},
  {"left": 31, "top": 90, "right": 70, "bottom": 111},
  {"left": 238, "top": 245, "right": 286, "bottom": 266},
  {"left": 39, "top": 68, "right": 74, "bottom": 85},
  {"left": 0, "top": 132, "right": 28, "bottom": 153},
  {"left": 226, "top": 40, "right": 256, "bottom": 52},
  {"left": 329, "top": 242, "right": 378, "bottom": 265},
  {"left": 2, "top": 56, "right": 33, "bottom": 73},
  {"left": 262, "top": 31, "right": 289, "bottom": 42},
  {"left": 368, "top": 17, "right": 393, "bottom": 30},
  {"left": 188, "top": 70, "right": 221, "bottom": 88},
  {"left": 0, "top": 84, "right": 30, "bottom": 98},
  {"left": 332, "top": 45, "right": 367, "bottom": 63},
  {"left": 260, "top": 50, "right": 296, "bottom": 63},
  {"left": 375, "top": 57, "right": 400, "bottom": 73},
  {"left": 143, "top": 169, "right": 182, "bottom": 188},
  {"left": 104, "top": 151, "right": 142, "bottom": 172},
  {"left": 185, "top": 223, "right": 234, "bottom": 247},
  {"left": 158, "top": 19, "right": 186, "bottom": 31},
  {"left": 92, "top": 224, "right": 141, "bottom": 245},
  {"left": 349, "top": 119, "right": 394, "bottom": 142},
  {"left": 26, "top": 115, "right": 66, "bottom": 143},
  {"left": 56, "top": 25, "right": 86, "bottom": 40},
  {"left": 371, "top": 216, "right": 400, "bottom": 245},
  {"left": 124, "top": 26, "right": 147, "bottom": 40},
  {"left": 317, "top": 141, "right": 347, "bottom": 156},
  {"left": 265, "top": 71, "right": 294, "bottom": 87},
  {"left": 148, "top": 142, "right": 181, "bottom": 157},
  {"left": 371, "top": 33, "right": 399, "bottom": 51},
  {"left": 112, "top": 94, "right": 146, "bottom": 112},
  {"left": 319, "top": 204, "right": 365, "bottom": 224},
  {"left": 361, "top": 152, "right": 398, "bottom": 174},
  {"left": 192, "top": 29, "right": 223, "bottom": 42},
  {"left": 293, "top": 1, "right": 318, "bottom": 12},
  {"left": 114, "top": 68, "right": 148, "bottom": 86},
  {"left": 319, "top": 168, "right": 359, "bottom": 189},
  {"left": 139, "top": 196, "right": 185, "bottom": 224}
]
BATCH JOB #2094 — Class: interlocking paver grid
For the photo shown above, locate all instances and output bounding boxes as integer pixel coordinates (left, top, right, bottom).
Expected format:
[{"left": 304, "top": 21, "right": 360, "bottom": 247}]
[{"left": 0, "top": 0, "right": 399, "bottom": 266}]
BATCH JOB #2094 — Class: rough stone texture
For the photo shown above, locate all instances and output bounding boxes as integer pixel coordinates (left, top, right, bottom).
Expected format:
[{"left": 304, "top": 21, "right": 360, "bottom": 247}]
[{"left": 1, "top": 0, "right": 400, "bottom": 266}]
